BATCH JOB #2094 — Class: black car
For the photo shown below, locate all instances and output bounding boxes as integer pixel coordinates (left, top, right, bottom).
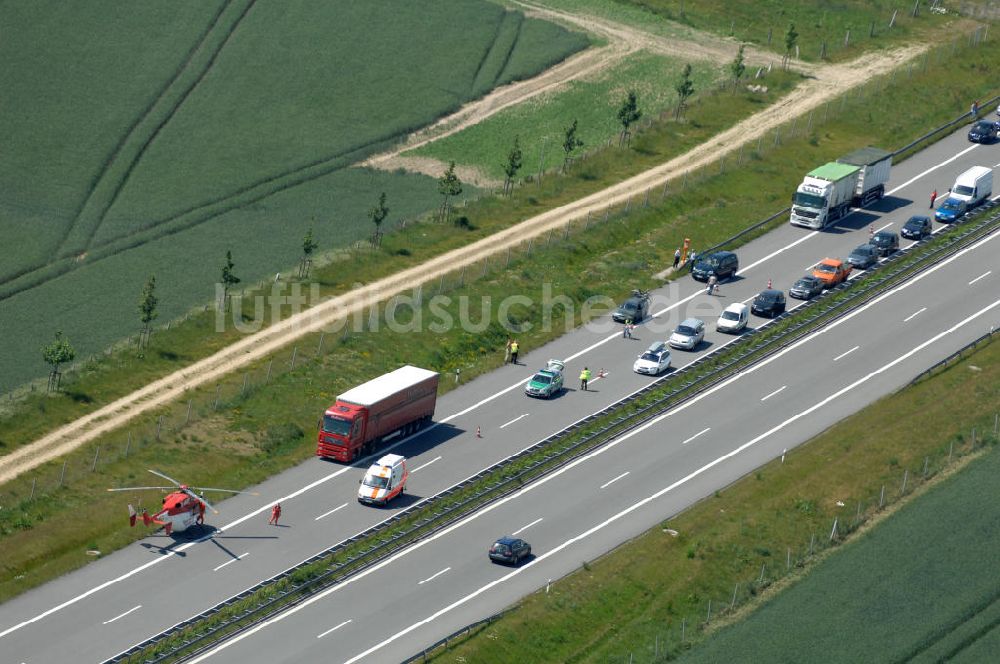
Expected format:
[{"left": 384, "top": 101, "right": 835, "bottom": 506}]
[
  {"left": 612, "top": 289, "right": 650, "bottom": 323},
  {"left": 690, "top": 250, "right": 739, "bottom": 282},
  {"left": 870, "top": 231, "right": 899, "bottom": 257},
  {"left": 901, "top": 215, "right": 933, "bottom": 240},
  {"left": 847, "top": 243, "right": 879, "bottom": 270},
  {"left": 751, "top": 289, "right": 786, "bottom": 318},
  {"left": 968, "top": 120, "right": 1000, "bottom": 144},
  {"left": 489, "top": 536, "right": 531, "bottom": 565},
  {"left": 789, "top": 275, "right": 824, "bottom": 300}
]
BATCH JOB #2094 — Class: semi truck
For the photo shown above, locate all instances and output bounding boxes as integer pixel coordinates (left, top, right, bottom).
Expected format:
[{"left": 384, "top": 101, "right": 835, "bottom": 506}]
[
  {"left": 317, "top": 366, "right": 438, "bottom": 462},
  {"left": 790, "top": 147, "right": 892, "bottom": 230}
]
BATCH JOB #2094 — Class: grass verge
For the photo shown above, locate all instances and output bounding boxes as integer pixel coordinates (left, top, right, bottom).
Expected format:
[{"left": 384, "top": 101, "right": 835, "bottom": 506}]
[
  {"left": 424, "top": 333, "right": 1000, "bottom": 663},
  {"left": 1, "top": 26, "right": 999, "bottom": 602}
]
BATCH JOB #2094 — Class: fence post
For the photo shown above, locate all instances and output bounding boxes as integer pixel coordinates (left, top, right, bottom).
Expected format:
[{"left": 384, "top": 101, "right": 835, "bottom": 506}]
[
  {"left": 184, "top": 400, "right": 193, "bottom": 427},
  {"left": 829, "top": 517, "right": 838, "bottom": 541},
  {"left": 92, "top": 446, "right": 100, "bottom": 471},
  {"left": 242, "top": 373, "right": 249, "bottom": 396},
  {"left": 901, "top": 469, "right": 909, "bottom": 495},
  {"left": 923, "top": 457, "right": 929, "bottom": 477},
  {"left": 289, "top": 346, "right": 298, "bottom": 370},
  {"left": 214, "top": 384, "right": 221, "bottom": 411},
  {"left": 879, "top": 484, "right": 886, "bottom": 508},
  {"left": 317, "top": 332, "right": 325, "bottom": 355},
  {"left": 809, "top": 533, "right": 815, "bottom": 555},
  {"left": 30, "top": 478, "right": 36, "bottom": 500},
  {"left": 126, "top": 432, "right": 132, "bottom": 458},
  {"left": 731, "top": 583, "right": 739, "bottom": 609},
  {"left": 155, "top": 416, "right": 163, "bottom": 441},
  {"left": 759, "top": 562, "right": 766, "bottom": 583},
  {"left": 681, "top": 619, "right": 686, "bottom": 643},
  {"left": 787, "top": 547, "right": 791, "bottom": 569},
  {"left": 706, "top": 599, "right": 712, "bottom": 622},
  {"left": 266, "top": 358, "right": 273, "bottom": 383},
  {"left": 59, "top": 461, "right": 67, "bottom": 487}
]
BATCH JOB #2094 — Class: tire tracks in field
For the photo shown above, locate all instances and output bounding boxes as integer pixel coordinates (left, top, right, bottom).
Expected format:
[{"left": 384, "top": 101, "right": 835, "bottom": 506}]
[
  {"left": 54, "top": 0, "right": 258, "bottom": 261},
  {"left": 0, "top": 44, "right": 927, "bottom": 486}
]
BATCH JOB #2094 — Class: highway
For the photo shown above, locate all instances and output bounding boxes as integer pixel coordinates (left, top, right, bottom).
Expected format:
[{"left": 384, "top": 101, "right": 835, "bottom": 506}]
[{"left": 1, "top": 123, "right": 998, "bottom": 664}]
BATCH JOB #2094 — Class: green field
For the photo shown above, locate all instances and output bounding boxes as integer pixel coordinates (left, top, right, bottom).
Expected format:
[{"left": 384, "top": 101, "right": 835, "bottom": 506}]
[
  {"left": 682, "top": 439, "right": 1000, "bottom": 663},
  {"left": 408, "top": 51, "right": 722, "bottom": 180},
  {"left": 0, "top": 0, "right": 587, "bottom": 393}
]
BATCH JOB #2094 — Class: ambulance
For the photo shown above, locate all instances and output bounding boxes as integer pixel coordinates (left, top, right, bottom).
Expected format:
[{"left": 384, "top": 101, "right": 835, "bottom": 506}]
[{"left": 357, "top": 454, "right": 408, "bottom": 506}]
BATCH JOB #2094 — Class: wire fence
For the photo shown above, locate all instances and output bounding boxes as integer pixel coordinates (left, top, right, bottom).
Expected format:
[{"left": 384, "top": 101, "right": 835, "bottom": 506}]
[{"left": 407, "top": 410, "right": 1000, "bottom": 664}]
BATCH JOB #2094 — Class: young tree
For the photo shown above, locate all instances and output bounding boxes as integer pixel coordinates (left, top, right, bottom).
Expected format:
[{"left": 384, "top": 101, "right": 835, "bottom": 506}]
[
  {"left": 42, "top": 331, "right": 75, "bottom": 392},
  {"left": 561, "top": 119, "right": 584, "bottom": 172},
  {"left": 783, "top": 23, "right": 799, "bottom": 69},
  {"left": 674, "top": 63, "right": 695, "bottom": 119},
  {"left": 220, "top": 250, "right": 240, "bottom": 311},
  {"left": 137, "top": 274, "right": 158, "bottom": 352},
  {"left": 731, "top": 44, "right": 746, "bottom": 90},
  {"left": 616, "top": 91, "right": 642, "bottom": 146},
  {"left": 368, "top": 191, "right": 389, "bottom": 247},
  {"left": 438, "top": 161, "right": 463, "bottom": 224},
  {"left": 502, "top": 136, "right": 523, "bottom": 196},
  {"left": 299, "top": 227, "right": 318, "bottom": 278}
]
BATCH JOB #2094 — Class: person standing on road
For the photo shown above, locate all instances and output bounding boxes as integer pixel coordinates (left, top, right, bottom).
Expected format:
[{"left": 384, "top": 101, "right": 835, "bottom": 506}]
[
  {"left": 579, "top": 367, "right": 591, "bottom": 391},
  {"left": 510, "top": 340, "right": 519, "bottom": 365},
  {"left": 268, "top": 503, "right": 282, "bottom": 526},
  {"left": 707, "top": 274, "right": 718, "bottom": 296},
  {"left": 930, "top": 189, "right": 938, "bottom": 209},
  {"left": 689, "top": 250, "right": 698, "bottom": 266},
  {"left": 623, "top": 319, "right": 632, "bottom": 339},
  {"left": 972, "top": 100, "right": 979, "bottom": 118},
  {"left": 673, "top": 248, "right": 681, "bottom": 269}
]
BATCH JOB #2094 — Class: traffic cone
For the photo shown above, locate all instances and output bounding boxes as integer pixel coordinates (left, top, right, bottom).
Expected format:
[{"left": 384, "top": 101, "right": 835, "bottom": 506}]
[
  {"left": 476, "top": 425, "right": 482, "bottom": 438},
  {"left": 599, "top": 368, "right": 606, "bottom": 378},
  {"left": 767, "top": 278, "right": 772, "bottom": 289},
  {"left": 869, "top": 224, "right": 874, "bottom": 236}
]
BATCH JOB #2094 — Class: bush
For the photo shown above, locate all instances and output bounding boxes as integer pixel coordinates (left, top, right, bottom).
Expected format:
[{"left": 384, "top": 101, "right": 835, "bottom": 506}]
[{"left": 258, "top": 422, "right": 304, "bottom": 455}]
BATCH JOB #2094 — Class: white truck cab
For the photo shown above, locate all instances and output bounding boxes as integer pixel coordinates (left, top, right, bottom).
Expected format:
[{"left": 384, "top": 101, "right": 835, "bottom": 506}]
[{"left": 358, "top": 454, "right": 408, "bottom": 506}]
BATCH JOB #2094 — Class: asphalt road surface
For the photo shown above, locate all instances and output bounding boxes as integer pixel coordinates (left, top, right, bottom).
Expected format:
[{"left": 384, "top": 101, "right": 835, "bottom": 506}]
[{"left": 1, "top": 123, "right": 999, "bottom": 664}]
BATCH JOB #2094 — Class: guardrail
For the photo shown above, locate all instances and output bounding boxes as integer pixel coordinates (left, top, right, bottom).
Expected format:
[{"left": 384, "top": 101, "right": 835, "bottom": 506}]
[
  {"left": 108, "top": 192, "right": 1000, "bottom": 664},
  {"left": 910, "top": 327, "right": 998, "bottom": 385}
]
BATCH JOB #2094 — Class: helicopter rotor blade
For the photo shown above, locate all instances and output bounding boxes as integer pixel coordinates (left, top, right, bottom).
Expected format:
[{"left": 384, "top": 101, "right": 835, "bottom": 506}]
[
  {"left": 147, "top": 469, "right": 183, "bottom": 487},
  {"left": 107, "top": 486, "right": 174, "bottom": 492},
  {"left": 190, "top": 486, "right": 259, "bottom": 496},
  {"left": 183, "top": 488, "right": 218, "bottom": 514}
]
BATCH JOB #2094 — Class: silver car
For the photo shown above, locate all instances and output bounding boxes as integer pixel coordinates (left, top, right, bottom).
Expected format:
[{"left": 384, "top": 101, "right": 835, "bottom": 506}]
[{"left": 669, "top": 318, "right": 705, "bottom": 350}]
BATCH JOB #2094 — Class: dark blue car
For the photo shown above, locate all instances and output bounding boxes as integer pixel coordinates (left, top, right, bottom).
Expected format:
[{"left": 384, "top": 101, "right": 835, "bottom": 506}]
[{"left": 968, "top": 120, "right": 1000, "bottom": 144}]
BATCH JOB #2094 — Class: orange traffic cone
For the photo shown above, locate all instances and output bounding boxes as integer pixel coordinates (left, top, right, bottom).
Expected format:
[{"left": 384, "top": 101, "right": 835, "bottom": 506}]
[
  {"left": 599, "top": 368, "right": 606, "bottom": 378},
  {"left": 767, "top": 278, "right": 772, "bottom": 289},
  {"left": 476, "top": 426, "right": 482, "bottom": 438},
  {"left": 869, "top": 224, "right": 874, "bottom": 236}
]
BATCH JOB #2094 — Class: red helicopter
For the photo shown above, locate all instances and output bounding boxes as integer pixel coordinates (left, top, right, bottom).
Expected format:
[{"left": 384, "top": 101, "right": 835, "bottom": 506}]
[{"left": 108, "top": 469, "right": 257, "bottom": 535}]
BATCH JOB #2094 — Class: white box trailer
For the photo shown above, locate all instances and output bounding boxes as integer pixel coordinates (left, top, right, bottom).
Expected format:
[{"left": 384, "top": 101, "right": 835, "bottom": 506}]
[{"left": 838, "top": 147, "right": 892, "bottom": 206}]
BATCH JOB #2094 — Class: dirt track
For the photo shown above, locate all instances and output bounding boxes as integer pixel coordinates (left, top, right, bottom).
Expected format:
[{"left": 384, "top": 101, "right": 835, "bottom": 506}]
[{"left": 0, "top": 15, "right": 928, "bottom": 486}]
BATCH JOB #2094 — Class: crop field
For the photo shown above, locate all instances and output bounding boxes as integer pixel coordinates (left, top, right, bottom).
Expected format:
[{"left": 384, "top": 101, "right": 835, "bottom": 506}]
[
  {"left": 407, "top": 51, "right": 723, "bottom": 181},
  {"left": 0, "top": 0, "right": 588, "bottom": 393},
  {"left": 682, "top": 442, "right": 1000, "bottom": 663}
]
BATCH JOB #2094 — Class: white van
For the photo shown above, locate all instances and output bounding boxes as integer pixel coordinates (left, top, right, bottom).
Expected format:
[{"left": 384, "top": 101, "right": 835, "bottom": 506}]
[
  {"left": 358, "top": 454, "right": 408, "bottom": 506},
  {"left": 716, "top": 303, "right": 749, "bottom": 334},
  {"left": 951, "top": 166, "right": 993, "bottom": 206}
]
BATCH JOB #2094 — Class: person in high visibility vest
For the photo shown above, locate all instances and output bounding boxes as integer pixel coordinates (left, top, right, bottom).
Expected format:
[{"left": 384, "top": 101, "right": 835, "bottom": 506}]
[
  {"left": 510, "top": 340, "right": 519, "bottom": 364},
  {"left": 580, "top": 366, "right": 592, "bottom": 391}
]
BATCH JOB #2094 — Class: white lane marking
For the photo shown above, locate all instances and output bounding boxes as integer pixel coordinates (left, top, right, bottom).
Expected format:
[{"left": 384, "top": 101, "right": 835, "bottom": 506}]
[
  {"left": 833, "top": 345, "right": 860, "bottom": 361},
  {"left": 904, "top": 307, "right": 927, "bottom": 322},
  {"left": 500, "top": 414, "right": 529, "bottom": 429},
  {"left": 314, "top": 503, "right": 349, "bottom": 521},
  {"left": 875, "top": 222, "right": 893, "bottom": 232},
  {"left": 336, "top": 297, "right": 1000, "bottom": 664},
  {"left": 316, "top": 619, "right": 352, "bottom": 639},
  {"left": 885, "top": 143, "right": 979, "bottom": 195},
  {"left": 418, "top": 567, "right": 451, "bottom": 585},
  {"left": 682, "top": 428, "right": 711, "bottom": 445},
  {"left": 213, "top": 553, "right": 249, "bottom": 572},
  {"left": 190, "top": 248, "right": 1000, "bottom": 664},
  {"left": 512, "top": 518, "right": 543, "bottom": 536},
  {"left": 27, "top": 214, "right": 1000, "bottom": 651},
  {"left": 969, "top": 270, "right": 992, "bottom": 285},
  {"left": 742, "top": 294, "right": 757, "bottom": 304},
  {"left": 102, "top": 605, "right": 141, "bottom": 625},
  {"left": 0, "top": 459, "right": 360, "bottom": 640},
  {"left": 411, "top": 457, "right": 442, "bottom": 473},
  {"left": 590, "top": 369, "right": 608, "bottom": 383},
  {"left": 600, "top": 472, "right": 629, "bottom": 489},
  {"left": 760, "top": 385, "right": 787, "bottom": 402}
]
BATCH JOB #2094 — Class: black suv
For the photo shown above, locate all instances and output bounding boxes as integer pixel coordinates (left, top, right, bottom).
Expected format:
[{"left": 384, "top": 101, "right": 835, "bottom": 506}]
[
  {"left": 968, "top": 120, "right": 1000, "bottom": 144},
  {"left": 489, "top": 537, "right": 531, "bottom": 565},
  {"left": 613, "top": 289, "right": 650, "bottom": 323},
  {"left": 691, "top": 251, "right": 739, "bottom": 282},
  {"left": 870, "top": 231, "right": 899, "bottom": 257},
  {"left": 901, "top": 215, "right": 933, "bottom": 240},
  {"left": 751, "top": 289, "right": 786, "bottom": 318}
]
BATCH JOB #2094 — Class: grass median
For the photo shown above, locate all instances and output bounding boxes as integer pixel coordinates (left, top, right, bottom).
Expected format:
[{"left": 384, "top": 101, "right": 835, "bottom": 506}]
[{"left": 1, "top": 26, "right": 998, "bottom": 603}]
